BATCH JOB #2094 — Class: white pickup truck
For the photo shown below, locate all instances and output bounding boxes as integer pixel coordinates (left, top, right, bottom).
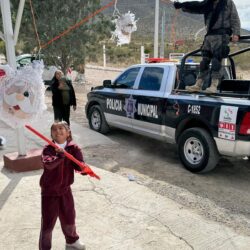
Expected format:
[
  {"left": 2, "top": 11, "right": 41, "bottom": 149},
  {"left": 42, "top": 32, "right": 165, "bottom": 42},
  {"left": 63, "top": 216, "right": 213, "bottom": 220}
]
[{"left": 16, "top": 54, "right": 57, "bottom": 85}]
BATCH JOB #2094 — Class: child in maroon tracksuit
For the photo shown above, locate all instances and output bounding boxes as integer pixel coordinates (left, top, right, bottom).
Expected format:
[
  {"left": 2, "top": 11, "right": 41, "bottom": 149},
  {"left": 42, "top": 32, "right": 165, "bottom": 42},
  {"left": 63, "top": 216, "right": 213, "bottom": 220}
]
[{"left": 39, "top": 121, "right": 85, "bottom": 250}]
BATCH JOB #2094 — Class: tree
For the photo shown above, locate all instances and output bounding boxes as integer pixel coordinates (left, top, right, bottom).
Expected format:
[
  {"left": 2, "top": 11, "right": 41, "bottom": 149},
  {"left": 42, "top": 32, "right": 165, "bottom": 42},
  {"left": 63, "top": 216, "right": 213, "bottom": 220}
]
[{"left": 12, "top": 0, "right": 114, "bottom": 73}]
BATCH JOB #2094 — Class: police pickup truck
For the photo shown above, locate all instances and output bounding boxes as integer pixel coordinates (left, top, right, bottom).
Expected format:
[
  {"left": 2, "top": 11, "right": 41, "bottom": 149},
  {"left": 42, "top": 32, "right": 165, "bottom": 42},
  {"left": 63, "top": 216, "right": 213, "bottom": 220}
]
[{"left": 85, "top": 36, "right": 250, "bottom": 173}]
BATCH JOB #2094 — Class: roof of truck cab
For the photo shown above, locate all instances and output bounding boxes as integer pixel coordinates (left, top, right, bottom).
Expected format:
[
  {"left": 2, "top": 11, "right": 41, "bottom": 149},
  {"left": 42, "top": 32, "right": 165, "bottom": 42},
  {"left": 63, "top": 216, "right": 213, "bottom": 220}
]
[{"left": 131, "top": 62, "right": 199, "bottom": 67}]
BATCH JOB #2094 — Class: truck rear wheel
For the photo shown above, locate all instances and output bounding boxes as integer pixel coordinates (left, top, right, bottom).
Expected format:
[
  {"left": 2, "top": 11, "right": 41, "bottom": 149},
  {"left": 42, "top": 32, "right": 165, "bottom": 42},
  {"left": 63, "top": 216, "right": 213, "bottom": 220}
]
[
  {"left": 88, "top": 105, "right": 109, "bottom": 134},
  {"left": 178, "top": 128, "right": 220, "bottom": 173}
]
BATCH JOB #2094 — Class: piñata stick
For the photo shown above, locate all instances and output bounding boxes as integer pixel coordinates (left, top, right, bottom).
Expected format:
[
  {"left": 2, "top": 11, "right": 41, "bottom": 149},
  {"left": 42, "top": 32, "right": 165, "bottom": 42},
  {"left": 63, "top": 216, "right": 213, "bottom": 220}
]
[{"left": 25, "top": 124, "right": 100, "bottom": 180}]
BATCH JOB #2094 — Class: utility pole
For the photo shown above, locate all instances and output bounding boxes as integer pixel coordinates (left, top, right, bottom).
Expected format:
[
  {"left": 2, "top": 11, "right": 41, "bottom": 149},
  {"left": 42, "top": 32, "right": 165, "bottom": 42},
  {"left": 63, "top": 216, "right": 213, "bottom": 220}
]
[
  {"left": 1, "top": 0, "right": 26, "bottom": 155},
  {"left": 141, "top": 45, "right": 145, "bottom": 64},
  {"left": 1, "top": 0, "right": 16, "bottom": 67},
  {"left": 103, "top": 44, "right": 106, "bottom": 68},
  {"left": 154, "top": 0, "right": 159, "bottom": 58},
  {"left": 160, "top": 9, "right": 166, "bottom": 58}
]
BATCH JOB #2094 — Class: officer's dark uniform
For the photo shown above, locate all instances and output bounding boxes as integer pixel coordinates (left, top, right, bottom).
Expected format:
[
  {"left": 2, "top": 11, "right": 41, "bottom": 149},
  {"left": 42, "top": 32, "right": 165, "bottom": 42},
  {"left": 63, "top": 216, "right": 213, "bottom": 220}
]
[{"left": 174, "top": 0, "right": 241, "bottom": 93}]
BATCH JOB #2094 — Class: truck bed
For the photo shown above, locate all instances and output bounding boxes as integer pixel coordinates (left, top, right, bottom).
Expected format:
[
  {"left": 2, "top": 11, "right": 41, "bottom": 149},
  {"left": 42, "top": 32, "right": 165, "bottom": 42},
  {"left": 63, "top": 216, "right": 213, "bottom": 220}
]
[
  {"left": 219, "top": 79, "right": 250, "bottom": 94},
  {"left": 175, "top": 79, "right": 250, "bottom": 99}
]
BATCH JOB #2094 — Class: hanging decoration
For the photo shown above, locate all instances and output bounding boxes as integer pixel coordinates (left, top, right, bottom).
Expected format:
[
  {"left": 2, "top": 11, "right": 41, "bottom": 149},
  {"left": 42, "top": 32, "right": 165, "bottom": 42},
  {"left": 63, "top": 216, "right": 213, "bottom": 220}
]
[
  {"left": 0, "top": 61, "right": 46, "bottom": 128},
  {"left": 111, "top": 0, "right": 138, "bottom": 46}
]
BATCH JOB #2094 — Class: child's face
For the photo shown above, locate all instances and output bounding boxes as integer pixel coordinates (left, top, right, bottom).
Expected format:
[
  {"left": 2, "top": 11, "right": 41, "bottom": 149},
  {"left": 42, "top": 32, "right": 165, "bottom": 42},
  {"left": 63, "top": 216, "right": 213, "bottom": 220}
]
[{"left": 51, "top": 124, "right": 70, "bottom": 144}]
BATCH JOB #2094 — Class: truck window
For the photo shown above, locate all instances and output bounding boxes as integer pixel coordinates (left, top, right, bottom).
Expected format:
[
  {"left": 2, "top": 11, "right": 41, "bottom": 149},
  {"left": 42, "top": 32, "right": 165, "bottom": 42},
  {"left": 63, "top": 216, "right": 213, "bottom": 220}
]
[
  {"left": 138, "top": 67, "right": 164, "bottom": 91},
  {"left": 114, "top": 67, "right": 140, "bottom": 88},
  {"left": 18, "top": 57, "right": 32, "bottom": 67}
]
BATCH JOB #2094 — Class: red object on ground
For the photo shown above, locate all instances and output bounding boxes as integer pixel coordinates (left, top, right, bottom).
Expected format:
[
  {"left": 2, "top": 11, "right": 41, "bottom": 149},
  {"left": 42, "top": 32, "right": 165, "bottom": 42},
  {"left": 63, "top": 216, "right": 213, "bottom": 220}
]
[
  {"left": 175, "top": 40, "right": 185, "bottom": 46},
  {"left": 25, "top": 124, "right": 100, "bottom": 180}
]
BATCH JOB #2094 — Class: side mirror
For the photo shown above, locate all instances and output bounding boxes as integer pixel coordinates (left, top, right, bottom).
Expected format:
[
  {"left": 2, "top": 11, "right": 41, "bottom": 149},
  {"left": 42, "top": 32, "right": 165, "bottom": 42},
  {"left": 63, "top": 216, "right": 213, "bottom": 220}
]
[{"left": 103, "top": 80, "right": 112, "bottom": 87}]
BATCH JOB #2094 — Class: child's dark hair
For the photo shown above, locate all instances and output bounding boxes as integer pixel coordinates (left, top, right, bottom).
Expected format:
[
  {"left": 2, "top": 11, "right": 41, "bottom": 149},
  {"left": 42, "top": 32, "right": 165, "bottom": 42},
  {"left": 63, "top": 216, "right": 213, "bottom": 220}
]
[{"left": 50, "top": 121, "right": 73, "bottom": 141}]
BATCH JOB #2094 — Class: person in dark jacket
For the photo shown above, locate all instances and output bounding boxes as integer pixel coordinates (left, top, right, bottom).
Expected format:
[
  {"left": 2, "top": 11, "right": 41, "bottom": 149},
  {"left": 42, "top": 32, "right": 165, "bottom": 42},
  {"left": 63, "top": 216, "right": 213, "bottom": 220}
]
[
  {"left": 51, "top": 70, "right": 77, "bottom": 125},
  {"left": 39, "top": 121, "right": 85, "bottom": 250},
  {"left": 174, "top": 0, "right": 241, "bottom": 93}
]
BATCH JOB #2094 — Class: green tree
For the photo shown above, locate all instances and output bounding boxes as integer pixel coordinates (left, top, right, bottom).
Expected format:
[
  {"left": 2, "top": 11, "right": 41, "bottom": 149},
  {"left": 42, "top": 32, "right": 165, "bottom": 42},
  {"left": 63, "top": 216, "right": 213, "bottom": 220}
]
[
  {"left": 12, "top": 0, "right": 114, "bottom": 73},
  {"left": 0, "top": 40, "right": 5, "bottom": 55}
]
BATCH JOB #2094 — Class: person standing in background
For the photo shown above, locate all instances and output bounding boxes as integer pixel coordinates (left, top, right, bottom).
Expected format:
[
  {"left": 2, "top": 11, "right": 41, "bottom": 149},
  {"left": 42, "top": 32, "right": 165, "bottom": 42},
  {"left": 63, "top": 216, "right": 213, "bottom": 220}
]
[{"left": 51, "top": 70, "right": 77, "bottom": 125}]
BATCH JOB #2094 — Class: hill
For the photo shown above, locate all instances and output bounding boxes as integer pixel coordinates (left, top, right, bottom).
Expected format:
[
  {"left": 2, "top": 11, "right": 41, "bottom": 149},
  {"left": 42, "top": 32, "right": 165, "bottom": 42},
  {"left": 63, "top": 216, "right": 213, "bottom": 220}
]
[
  {"left": 101, "top": 0, "right": 205, "bottom": 43},
  {"left": 101, "top": 0, "right": 249, "bottom": 43}
]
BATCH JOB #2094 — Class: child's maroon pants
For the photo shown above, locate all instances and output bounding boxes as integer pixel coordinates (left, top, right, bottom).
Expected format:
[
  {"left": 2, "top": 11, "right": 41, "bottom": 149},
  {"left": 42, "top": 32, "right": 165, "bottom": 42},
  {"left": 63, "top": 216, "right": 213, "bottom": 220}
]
[{"left": 39, "top": 188, "right": 79, "bottom": 250}]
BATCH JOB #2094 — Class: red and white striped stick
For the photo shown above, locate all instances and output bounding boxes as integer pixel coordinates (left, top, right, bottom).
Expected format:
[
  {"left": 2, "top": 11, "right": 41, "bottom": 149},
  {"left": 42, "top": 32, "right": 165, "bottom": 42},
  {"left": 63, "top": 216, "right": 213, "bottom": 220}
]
[{"left": 25, "top": 124, "right": 100, "bottom": 180}]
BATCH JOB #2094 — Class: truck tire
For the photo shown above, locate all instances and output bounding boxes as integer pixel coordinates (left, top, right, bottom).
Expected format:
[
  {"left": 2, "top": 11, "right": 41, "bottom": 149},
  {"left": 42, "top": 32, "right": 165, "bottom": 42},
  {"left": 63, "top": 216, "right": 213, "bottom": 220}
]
[
  {"left": 178, "top": 127, "right": 220, "bottom": 173},
  {"left": 88, "top": 105, "right": 110, "bottom": 134}
]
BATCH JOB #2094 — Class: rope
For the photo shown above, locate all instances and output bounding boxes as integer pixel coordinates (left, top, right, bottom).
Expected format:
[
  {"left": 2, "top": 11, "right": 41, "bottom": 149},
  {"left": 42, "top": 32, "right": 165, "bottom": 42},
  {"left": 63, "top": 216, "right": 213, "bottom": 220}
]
[
  {"left": 29, "top": 0, "right": 41, "bottom": 51},
  {"left": 41, "top": 0, "right": 116, "bottom": 49},
  {"left": 113, "top": 0, "right": 120, "bottom": 17}
]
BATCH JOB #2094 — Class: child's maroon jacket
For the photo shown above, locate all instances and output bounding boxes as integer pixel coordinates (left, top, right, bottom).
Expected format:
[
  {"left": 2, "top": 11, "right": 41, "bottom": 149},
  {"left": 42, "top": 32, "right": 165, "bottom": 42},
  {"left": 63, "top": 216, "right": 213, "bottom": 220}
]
[{"left": 40, "top": 141, "right": 84, "bottom": 196}]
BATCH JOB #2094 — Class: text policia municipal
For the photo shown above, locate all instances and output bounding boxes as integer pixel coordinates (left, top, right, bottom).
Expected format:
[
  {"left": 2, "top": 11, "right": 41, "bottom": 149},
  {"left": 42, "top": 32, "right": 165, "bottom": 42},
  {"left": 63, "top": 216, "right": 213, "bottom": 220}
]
[{"left": 106, "top": 98, "right": 158, "bottom": 119}]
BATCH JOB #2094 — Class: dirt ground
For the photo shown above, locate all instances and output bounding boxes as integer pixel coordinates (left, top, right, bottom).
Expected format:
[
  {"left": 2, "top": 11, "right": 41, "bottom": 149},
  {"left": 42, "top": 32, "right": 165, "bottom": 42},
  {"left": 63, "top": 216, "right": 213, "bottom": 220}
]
[{"left": 45, "top": 67, "right": 250, "bottom": 238}]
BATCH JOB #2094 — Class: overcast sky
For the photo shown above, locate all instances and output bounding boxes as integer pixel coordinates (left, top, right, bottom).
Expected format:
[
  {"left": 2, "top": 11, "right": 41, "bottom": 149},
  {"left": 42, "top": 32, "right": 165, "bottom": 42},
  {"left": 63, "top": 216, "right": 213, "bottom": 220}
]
[
  {"left": 234, "top": 0, "right": 250, "bottom": 30},
  {"left": 178, "top": 0, "right": 250, "bottom": 30}
]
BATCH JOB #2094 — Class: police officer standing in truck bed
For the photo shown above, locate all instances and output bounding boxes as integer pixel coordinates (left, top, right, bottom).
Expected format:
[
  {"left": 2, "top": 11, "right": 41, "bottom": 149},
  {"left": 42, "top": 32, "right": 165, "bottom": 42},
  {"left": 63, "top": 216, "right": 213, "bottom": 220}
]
[{"left": 174, "top": 0, "right": 241, "bottom": 93}]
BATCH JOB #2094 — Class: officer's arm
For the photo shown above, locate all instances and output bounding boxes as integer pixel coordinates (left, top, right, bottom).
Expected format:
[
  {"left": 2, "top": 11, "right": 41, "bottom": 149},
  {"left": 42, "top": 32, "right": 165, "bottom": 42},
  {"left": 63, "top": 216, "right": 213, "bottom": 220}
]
[
  {"left": 230, "top": 0, "right": 241, "bottom": 38},
  {"left": 181, "top": 1, "right": 208, "bottom": 14}
]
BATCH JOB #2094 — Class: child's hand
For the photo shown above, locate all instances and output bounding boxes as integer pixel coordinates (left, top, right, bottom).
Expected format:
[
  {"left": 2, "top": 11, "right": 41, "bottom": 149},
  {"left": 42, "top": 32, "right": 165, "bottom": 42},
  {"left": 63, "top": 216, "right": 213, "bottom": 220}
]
[
  {"left": 55, "top": 148, "right": 65, "bottom": 158},
  {"left": 55, "top": 148, "right": 64, "bottom": 153}
]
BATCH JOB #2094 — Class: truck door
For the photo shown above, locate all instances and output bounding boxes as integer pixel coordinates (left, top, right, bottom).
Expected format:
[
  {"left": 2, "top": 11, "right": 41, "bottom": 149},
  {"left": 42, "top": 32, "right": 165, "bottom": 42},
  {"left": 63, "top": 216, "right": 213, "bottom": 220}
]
[
  {"left": 131, "top": 66, "right": 167, "bottom": 139},
  {"left": 103, "top": 66, "right": 141, "bottom": 130}
]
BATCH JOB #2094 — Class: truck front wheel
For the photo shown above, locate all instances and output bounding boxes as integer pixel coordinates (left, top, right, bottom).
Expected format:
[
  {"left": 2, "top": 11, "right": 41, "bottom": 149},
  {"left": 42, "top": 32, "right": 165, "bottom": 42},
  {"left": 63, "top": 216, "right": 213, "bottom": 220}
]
[
  {"left": 88, "top": 105, "right": 110, "bottom": 134},
  {"left": 178, "top": 128, "right": 220, "bottom": 173}
]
